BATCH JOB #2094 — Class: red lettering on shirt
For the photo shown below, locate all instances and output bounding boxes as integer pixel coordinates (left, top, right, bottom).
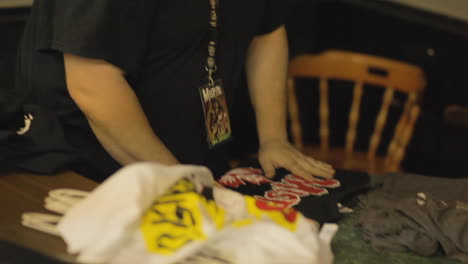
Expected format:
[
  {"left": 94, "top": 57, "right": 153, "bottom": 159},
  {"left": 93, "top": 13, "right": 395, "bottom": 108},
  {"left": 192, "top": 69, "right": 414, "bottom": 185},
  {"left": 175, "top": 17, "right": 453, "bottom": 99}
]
[
  {"left": 255, "top": 200, "right": 298, "bottom": 222},
  {"left": 218, "top": 167, "right": 271, "bottom": 188},
  {"left": 272, "top": 174, "right": 340, "bottom": 196},
  {"left": 219, "top": 168, "right": 341, "bottom": 209},
  {"left": 255, "top": 192, "right": 299, "bottom": 209}
]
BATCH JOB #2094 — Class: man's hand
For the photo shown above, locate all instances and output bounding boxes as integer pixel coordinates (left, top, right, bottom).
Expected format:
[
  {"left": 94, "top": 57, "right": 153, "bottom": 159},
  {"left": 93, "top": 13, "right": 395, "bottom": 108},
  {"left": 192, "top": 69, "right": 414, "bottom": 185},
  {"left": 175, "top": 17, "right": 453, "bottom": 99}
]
[
  {"left": 258, "top": 139, "right": 335, "bottom": 180},
  {"left": 246, "top": 27, "right": 334, "bottom": 181}
]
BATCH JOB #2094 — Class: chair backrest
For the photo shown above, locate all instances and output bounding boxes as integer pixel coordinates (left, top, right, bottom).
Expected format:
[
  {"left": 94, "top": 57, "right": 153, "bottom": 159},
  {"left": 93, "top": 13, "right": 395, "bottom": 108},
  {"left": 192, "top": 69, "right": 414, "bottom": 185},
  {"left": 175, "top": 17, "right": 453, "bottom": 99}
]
[{"left": 287, "top": 50, "right": 426, "bottom": 169}]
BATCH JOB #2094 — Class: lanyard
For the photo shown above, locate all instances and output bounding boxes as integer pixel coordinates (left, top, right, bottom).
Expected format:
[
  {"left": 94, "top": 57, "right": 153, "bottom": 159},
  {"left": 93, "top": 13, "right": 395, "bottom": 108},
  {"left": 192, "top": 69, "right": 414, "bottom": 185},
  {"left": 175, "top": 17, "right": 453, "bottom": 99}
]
[{"left": 206, "top": 0, "right": 219, "bottom": 86}]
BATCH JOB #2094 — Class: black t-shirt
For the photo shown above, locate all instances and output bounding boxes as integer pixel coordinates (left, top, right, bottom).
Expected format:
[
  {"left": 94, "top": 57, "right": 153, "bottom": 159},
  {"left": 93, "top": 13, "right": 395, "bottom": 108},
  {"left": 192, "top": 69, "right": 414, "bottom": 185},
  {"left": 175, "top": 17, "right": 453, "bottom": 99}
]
[
  {"left": 218, "top": 160, "right": 371, "bottom": 224},
  {"left": 16, "top": 0, "right": 285, "bottom": 180}
]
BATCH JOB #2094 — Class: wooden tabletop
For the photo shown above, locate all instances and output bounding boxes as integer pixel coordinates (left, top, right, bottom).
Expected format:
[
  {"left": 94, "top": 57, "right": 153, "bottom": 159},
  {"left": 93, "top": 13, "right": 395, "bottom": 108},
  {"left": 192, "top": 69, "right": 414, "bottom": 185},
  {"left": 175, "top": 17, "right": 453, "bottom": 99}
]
[{"left": 0, "top": 170, "right": 98, "bottom": 263}]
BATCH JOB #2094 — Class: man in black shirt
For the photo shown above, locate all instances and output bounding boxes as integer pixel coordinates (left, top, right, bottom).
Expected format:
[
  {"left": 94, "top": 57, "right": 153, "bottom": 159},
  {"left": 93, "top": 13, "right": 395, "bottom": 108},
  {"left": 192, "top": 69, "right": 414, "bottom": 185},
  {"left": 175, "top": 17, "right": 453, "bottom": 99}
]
[{"left": 15, "top": 0, "right": 334, "bottom": 181}]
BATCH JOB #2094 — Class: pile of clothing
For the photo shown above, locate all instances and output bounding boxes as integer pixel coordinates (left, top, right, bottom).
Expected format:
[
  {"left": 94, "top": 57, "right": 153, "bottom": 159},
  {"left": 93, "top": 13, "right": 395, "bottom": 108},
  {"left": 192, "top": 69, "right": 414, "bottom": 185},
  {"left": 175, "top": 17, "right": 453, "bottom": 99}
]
[
  {"left": 23, "top": 163, "right": 339, "bottom": 264},
  {"left": 358, "top": 173, "right": 468, "bottom": 263}
]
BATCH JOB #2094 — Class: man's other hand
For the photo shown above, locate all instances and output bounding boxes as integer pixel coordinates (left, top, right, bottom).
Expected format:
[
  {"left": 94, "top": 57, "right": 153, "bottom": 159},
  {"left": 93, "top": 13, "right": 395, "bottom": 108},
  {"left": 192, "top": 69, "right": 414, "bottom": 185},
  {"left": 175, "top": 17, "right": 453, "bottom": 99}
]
[{"left": 258, "top": 139, "right": 335, "bottom": 181}]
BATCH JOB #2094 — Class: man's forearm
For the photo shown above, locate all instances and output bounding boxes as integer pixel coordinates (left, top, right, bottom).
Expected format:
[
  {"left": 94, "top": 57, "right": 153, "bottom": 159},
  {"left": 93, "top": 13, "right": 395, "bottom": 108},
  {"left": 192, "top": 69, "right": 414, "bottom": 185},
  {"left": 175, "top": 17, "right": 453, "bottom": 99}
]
[
  {"left": 64, "top": 54, "right": 179, "bottom": 166},
  {"left": 246, "top": 26, "right": 289, "bottom": 145}
]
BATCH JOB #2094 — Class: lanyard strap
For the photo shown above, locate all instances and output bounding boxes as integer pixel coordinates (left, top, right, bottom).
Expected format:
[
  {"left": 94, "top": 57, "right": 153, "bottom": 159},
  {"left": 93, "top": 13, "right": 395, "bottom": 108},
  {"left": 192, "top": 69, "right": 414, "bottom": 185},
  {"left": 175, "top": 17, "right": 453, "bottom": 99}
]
[{"left": 206, "top": 0, "right": 219, "bottom": 86}]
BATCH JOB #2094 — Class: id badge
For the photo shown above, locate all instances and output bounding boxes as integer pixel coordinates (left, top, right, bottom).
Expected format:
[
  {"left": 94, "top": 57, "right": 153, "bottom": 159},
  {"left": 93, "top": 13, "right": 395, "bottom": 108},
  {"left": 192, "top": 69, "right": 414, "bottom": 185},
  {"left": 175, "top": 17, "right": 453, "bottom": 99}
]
[{"left": 199, "top": 79, "right": 232, "bottom": 148}]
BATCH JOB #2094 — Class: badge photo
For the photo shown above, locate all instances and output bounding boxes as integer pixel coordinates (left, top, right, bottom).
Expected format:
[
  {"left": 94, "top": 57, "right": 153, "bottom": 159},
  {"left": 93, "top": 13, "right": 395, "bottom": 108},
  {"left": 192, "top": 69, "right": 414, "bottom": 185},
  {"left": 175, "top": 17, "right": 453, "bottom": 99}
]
[{"left": 199, "top": 80, "right": 232, "bottom": 148}]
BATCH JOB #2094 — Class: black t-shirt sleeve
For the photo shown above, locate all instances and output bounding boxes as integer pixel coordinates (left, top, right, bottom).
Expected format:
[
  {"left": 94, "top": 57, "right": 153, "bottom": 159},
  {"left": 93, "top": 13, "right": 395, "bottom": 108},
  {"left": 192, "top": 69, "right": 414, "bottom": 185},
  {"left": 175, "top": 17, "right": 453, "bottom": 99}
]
[
  {"left": 256, "top": 0, "right": 288, "bottom": 35},
  {"left": 33, "top": 0, "right": 156, "bottom": 78}
]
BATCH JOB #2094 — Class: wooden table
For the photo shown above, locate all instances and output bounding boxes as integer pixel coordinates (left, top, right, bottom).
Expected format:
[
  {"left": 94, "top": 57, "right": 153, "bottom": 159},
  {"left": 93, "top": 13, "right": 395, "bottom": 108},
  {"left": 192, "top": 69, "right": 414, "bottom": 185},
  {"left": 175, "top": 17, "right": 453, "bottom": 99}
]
[{"left": 0, "top": 171, "right": 98, "bottom": 263}]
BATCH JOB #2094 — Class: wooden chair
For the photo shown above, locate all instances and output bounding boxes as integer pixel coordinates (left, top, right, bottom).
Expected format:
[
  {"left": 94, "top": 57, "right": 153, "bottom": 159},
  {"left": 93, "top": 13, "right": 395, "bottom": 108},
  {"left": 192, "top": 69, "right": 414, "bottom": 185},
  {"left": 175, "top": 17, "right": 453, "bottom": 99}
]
[{"left": 287, "top": 50, "right": 426, "bottom": 173}]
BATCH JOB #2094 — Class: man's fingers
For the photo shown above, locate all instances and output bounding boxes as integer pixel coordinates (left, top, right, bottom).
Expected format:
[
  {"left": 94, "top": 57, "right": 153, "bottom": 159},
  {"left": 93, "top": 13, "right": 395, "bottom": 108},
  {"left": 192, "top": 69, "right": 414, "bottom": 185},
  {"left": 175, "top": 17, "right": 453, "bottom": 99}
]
[
  {"left": 303, "top": 155, "right": 334, "bottom": 171},
  {"left": 290, "top": 149, "right": 335, "bottom": 177},
  {"left": 289, "top": 163, "right": 316, "bottom": 182},
  {"left": 306, "top": 157, "right": 335, "bottom": 178},
  {"left": 294, "top": 158, "right": 333, "bottom": 179},
  {"left": 260, "top": 159, "right": 276, "bottom": 178},
  {"left": 313, "top": 159, "right": 334, "bottom": 169}
]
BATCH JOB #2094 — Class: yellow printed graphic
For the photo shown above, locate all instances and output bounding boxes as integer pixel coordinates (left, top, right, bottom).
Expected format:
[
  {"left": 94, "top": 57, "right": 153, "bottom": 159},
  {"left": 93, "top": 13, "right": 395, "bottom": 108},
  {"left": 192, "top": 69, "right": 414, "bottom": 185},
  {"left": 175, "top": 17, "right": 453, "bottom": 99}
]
[
  {"left": 231, "top": 218, "right": 254, "bottom": 228},
  {"left": 140, "top": 179, "right": 225, "bottom": 255}
]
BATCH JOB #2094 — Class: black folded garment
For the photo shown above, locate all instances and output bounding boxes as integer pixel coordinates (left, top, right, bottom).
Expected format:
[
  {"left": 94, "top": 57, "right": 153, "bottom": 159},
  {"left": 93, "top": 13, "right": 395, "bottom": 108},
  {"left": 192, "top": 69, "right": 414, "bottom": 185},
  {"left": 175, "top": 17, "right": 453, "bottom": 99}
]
[
  {"left": 0, "top": 240, "right": 69, "bottom": 264},
  {"left": 218, "top": 160, "right": 371, "bottom": 224},
  {"left": 0, "top": 104, "right": 82, "bottom": 174}
]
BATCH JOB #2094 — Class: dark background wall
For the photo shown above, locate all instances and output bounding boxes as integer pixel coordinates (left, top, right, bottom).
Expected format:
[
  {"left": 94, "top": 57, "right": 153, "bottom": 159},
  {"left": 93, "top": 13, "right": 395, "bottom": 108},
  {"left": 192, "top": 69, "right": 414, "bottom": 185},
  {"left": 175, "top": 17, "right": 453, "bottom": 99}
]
[{"left": 0, "top": 7, "right": 28, "bottom": 92}]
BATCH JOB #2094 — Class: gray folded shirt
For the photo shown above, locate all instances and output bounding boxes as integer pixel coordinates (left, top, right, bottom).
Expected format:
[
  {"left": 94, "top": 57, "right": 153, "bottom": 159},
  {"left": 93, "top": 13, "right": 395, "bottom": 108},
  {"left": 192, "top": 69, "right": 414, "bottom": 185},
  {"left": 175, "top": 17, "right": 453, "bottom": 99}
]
[{"left": 358, "top": 173, "right": 468, "bottom": 263}]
